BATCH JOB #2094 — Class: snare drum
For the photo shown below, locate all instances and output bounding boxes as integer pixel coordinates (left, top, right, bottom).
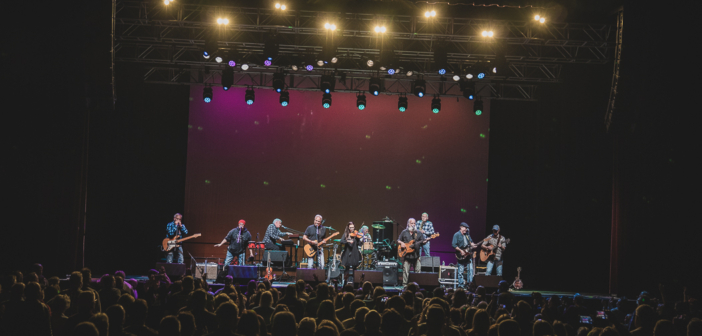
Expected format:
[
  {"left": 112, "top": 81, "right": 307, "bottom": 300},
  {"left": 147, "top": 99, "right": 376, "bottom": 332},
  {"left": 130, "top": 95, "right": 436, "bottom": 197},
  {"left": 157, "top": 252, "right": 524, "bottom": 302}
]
[{"left": 362, "top": 241, "right": 374, "bottom": 254}]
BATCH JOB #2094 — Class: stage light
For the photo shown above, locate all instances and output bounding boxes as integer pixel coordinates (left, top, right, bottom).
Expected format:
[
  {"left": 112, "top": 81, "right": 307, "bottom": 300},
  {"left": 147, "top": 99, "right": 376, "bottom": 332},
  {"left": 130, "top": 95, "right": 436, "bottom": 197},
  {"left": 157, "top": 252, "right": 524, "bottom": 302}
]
[
  {"left": 306, "top": 64, "right": 313, "bottom": 71},
  {"left": 388, "top": 69, "right": 395, "bottom": 75},
  {"left": 357, "top": 94, "right": 366, "bottom": 110},
  {"left": 245, "top": 88, "right": 255, "bottom": 105},
  {"left": 424, "top": 11, "right": 431, "bottom": 17},
  {"left": 215, "top": 56, "right": 223, "bottom": 63},
  {"left": 413, "top": 79, "right": 426, "bottom": 98},
  {"left": 275, "top": 3, "right": 280, "bottom": 8},
  {"left": 321, "top": 75, "right": 335, "bottom": 94},
  {"left": 488, "top": 31, "right": 494, "bottom": 37},
  {"left": 281, "top": 5, "right": 286, "bottom": 10},
  {"left": 374, "top": 26, "right": 387, "bottom": 33},
  {"left": 291, "top": 65, "right": 299, "bottom": 71},
  {"left": 164, "top": 0, "right": 172, "bottom": 5},
  {"left": 431, "top": 10, "right": 436, "bottom": 17},
  {"left": 453, "top": 75, "right": 460, "bottom": 81},
  {"left": 217, "top": 18, "right": 229, "bottom": 25},
  {"left": 534, "top": 15, "right": 540, "bottom": 21},
  {"left": 474, "top": 99, "right": 483, "bottom": 115},
  {"left": 406, "top": 70, "right": 413, "bottom": 76},
  {"left": 492, "top": 67, "right": 497, "bottom": 74},
  {"left": 264, "top": 60, "right": 272, "bottom": 66},
  {"left": 241, "top": 64, "right": 249, "bottom": 71},
  {"left": 481, "top": 31, "right": 487, "bottom": 37},
  {"left": 460, "top": 78, "right": 475, "bottom": 100},
  {"left": 203, "top": 51, "right": 211, "bottom": 60},
  {"left": 279, "top": 91, "right": 289, "bottom": 106},
  {"left": 272, "top": 72, "right": 285, "bottom": 93},
  {"left": 222, "top": 67, "right": 234, "bottom": 91},
  {"left": 398, "top": 96, "right": 408, "bottom": 112},
  {"left": 322, "top": 93, "right": 332, "bottom": 108},
  {"left": 203, "top": 87, "right": 213, "bottom": 103},
  {"left": 369, "top": 77, "right": 381, "bottom": 96},
  {"left": 477, "top": 72, "right": 485, "bottom": 79},
  {"left": 482, "top": 30, "right": 494, "bottom": 37},
  {"left": 317, "top": 60, "right": 324, "bottom": 67},
  {"left": 367, "top": 60, "right": 374, "bottom": 67},
  {"left": 431, "top": 96, "right": 441, "bottom": 113},
  {"left": 228, "top": 60, "right": 236, "bottom": 67},
  {"left": 331, "top": 57, "right": 338, "bottom": 64},
  {"left": 466, "top": 73, "right": 474, "bottom": 79},
  {"left": 540, "top": 17, "right": 546, "bottom": 23},
  {"left": 438, "top": 68, "right": 446, "bottom": 75},
  {"left": 325, "top": 23, "right": 337, "bottom": 30}
]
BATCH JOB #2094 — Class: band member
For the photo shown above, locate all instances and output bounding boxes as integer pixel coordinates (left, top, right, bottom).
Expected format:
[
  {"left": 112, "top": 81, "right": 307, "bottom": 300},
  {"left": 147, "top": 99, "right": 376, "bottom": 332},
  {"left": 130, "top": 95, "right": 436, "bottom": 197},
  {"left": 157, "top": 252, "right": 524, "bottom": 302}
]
[
  {"left": 340, "top": 222, "right": 362, "bottom": 282},
  {"left": 166, "top": 213, "right": 187, "bottom": 263},
  {"left": 416, "top": 212, "right": 435, "bottom": 257},
  {"left": 398, "top": 218, "right": 424, "bottom": 286},
  {"left": 263, "top": 218, "right": 286, "bottom": 250},
  {"left": 452, "top": 222, "right": 478, "bottom": 287},
  {"left": 215, "top": 219, "right": 251, "bottom": 266},
  {"left": 358, "top": 225, "right": 372, "bottom": 243},
  {"left": 303, "top": 215, "right": 327, "bottom": 269},
  {"left": 482, "top": 224, "right": 507, "bottom": 276}
]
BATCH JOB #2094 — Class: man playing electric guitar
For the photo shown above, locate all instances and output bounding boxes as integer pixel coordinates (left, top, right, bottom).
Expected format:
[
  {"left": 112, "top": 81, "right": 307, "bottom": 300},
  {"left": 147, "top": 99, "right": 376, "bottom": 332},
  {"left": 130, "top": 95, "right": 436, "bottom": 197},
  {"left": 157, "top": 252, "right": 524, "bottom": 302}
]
[
  {"left": 303, "top": 215, "right": 328, "bottom": 269},
  {"left": 452, "top": 222, "right": 478, "bottom": 288},
  {"left": 397, "top": 218, "right": 424, "bottom": 287},
  {"left": 482, "top": 224, "right": 507, "bottom": 276},
  {"left": 166, "top": 213, "right": 187, "bottom": 263}
]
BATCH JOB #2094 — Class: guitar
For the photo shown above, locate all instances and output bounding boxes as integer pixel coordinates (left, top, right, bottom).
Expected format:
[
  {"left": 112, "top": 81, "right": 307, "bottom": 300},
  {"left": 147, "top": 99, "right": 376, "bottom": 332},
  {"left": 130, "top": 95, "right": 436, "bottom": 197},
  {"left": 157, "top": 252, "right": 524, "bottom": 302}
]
[
  {"left": 479, "top": 236, "right": 510, "bottom": 262},
  {"left": 326, "top": 243, "right": 341, "bottom": 283},
  {"left": 304, "top": 232, "right": 339, "bottom": 257},
  {"left": 161, "top": 233, "right": 202, "bottom": 251},
  {"left": 265, "top": 252, "right": 273, "bottom": 280},
  {"left": 513, "top": 267, "right": 523, "bottom": 289},
  {"left": 398, "top": 233, "right": 439, "bottom": 258}
]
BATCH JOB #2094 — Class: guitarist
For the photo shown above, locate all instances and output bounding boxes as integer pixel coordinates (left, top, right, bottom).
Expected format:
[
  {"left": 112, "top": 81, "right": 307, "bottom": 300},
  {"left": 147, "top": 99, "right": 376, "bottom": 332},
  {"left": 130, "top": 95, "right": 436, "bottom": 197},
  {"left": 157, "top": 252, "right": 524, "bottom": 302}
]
[
  {"left": 481, "top": 224, "right": 507, "bottom": 276},
  {"left": 302, "top": 215, "right": 328, "bottom": 269},
  {"left": 452, "top": 222, "right": 478, "bottom": 288},
  {"left": 397, "top": 218, "right": 424, "bottom": 287},
  {"left": 166, "top": 213, "right": 188, "bottom": 263},
  {"left": 215, "top": 219, "right": 251, "bottom": 266},
  {"left": 416, "top": 212, "right": 435, "bottom": 257}
]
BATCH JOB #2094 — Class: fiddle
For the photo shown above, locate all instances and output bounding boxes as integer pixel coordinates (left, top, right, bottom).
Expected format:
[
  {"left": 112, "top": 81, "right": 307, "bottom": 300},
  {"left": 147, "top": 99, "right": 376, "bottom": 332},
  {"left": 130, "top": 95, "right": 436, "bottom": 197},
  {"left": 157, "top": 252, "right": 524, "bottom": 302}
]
[{"left": 349, "top": 230, "right": 360, "bottom": 238}]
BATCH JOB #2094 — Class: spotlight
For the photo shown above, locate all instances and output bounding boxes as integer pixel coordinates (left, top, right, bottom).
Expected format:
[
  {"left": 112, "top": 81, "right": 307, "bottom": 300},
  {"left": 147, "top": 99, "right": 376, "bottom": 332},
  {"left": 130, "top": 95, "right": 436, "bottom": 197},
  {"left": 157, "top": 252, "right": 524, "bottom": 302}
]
[
  {"left": 272, "top": 72, "right": 285, "bottom": 93},
  {"left": 452, "top": 75, "right": 460, "bottom": 81},
  {"left": 492, "top": 67, "right": 497, "bottom": 74},
  {"left": 321, "top": 75, "right": 335, "bottom": 94},
  {"left": 488, "top": 31, "right": 494, "bottom": 37},
  {"left": 388, "top": 69, "right": 395, "bottom": 75},
  {"left": 406, "top": 70, "right": 413, "bottom": 77},
  {"left": 215, "top": 56, "right": 223, "bottom": 63},
  {"left": 413, "top": 79, "right": 426, "bottom": 98},
  {"left": 203, "top": 87, "right": 213, "bottom": 103},
  {"left": 279, "top": 91, "right": 289, "bottom": 106},
  {"left": 374, "top": 26, "right": 386, "bottom": 33},
  {"left": 245, "top": 88, "right": 255, "bottom": 105},
  {"left": 331, "top": 57, "right": 338, "bottom": 64},
  {"left": 380, "top": 66, "right": 387, "bottom": 71},
  {"left": 291, "top": 65, "right": 299, "bottom": 71},
  {"left": 217, "top": 18, "right": 229, "bottom": 25},
  {"left": 474, "top": 99, "right": 483, "bottom": 115},
  {"left": 431, "top": 10, "right": 436, "bottom": 17},
  {"left": 164, "top": 0, "right": 172, "bottom": 5},
  {"left": 241, "top": 64, "right": 250, "bottom": 71},
  {"left": 306, "top": 64, "right": 314, "bottom": 71},
  {"left": 398, "top": 96, "right": 408, "bottom": 112},
  {"left": 466, "top": 73, "right": 474, "bottom": 79},
  {"left": 324, "top": 23, "right": 337, "bottom": 30},
  {"left": 203, "top": 51, "right": 211, "bottom": 60},
  {"left": 482, "top": 30, "right": 493, "bottom": 37},
  {"left": 322, "top": 93, "right": 332, "bottom": 108},
  {"left": 477, "top": 72, "right": 485, "bottom": 79},
  {"left": 367, "top": 60, "right": 374, "bottom": 67},
  {"left": 431, "top": 96, "right": 441, "bottom": 113},
  {"left": 228, "top": 60, "right": 236, "bottom": 67},
  {"left": 424, "top": 11, "right": 431, "bottom": 18},
  {"left": 222, "top": 67, "right": 234, "bottom": 91},
  {"left": 460, "top": 78, "right": 475, "bottom": 100},
  {"left": 438, "top": 69, "right": 446, "bottom": 75},
  {"left": 281, "top": 4, "right": 286, "bottom": 10},
  {"left": 540, "top": 17, "right": 545, "bottom": 23},
  {"left": 275, "top": 3, "right": 280, "bottom": 8},
  {"left": 264, "top": 60, "right": 272, "bottom": 66},
  {"left": 534, "top": 15, "right": 540, "bottom": 21},
  {"left": 357, "top": 93, "right": 367, "bottom": 110},
  {"left": 317, "top": 60, "right": 324, "bottom": 67},
  {"left": 369, "top": 77, "right": 382, "bottom": 96}
]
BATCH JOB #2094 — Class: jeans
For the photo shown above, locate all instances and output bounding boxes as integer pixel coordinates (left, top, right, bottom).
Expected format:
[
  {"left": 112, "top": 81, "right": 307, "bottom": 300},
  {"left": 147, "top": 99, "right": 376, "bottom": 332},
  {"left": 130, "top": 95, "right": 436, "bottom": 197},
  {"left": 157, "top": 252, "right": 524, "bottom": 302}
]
[
  {"left": 420, "top": 241, "right": 431, "bottom": 257},
  {"left": 307, "top": 249, "right": 325, "bottom": 269},
  {"left": 166, "top": 246, "right": 184, "bottom": 263},
  {"left": 486, "top": 259, "right": 503, "bottom": 276},
  {"left": 225, "top": 251, "right": 246, "bottom": 266},
  {"left": 457, "top": 261, "right": 473, "bottom": 287},
  {"left": 402, "top": 258, "right": 421, "bottom": 286}
]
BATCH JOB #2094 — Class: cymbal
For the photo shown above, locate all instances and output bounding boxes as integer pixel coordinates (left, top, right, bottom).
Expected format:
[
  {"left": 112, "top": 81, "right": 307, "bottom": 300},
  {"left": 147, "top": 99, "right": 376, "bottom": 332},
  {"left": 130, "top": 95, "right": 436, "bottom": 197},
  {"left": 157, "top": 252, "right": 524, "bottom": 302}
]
[
  {"left": 372, "top": 224, "right": 385, "bottom": 229},
  {"left": 332, "top": 239, "right": 341, "bottom": 242}
]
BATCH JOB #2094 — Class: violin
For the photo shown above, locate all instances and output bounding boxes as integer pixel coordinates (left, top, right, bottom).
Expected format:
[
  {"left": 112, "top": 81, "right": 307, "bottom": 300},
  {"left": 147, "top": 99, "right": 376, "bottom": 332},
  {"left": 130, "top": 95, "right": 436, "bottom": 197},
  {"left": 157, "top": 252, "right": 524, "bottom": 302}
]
[
  {"left": 349, "top": 230, "right": 360, "bottom": 238},
  {"left": 265, "top": 252, "right": 273, "bottom": 281}
]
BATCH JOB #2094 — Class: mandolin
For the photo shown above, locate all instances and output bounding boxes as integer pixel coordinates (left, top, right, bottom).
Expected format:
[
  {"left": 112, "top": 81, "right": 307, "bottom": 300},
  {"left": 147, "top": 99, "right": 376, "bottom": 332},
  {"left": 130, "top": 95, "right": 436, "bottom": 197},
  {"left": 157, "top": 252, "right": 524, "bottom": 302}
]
[
  {"left": 513, "top": 267, "right": 523, "bottom": 289},
  {"left": 304, "top": 232, "right": 339, "bottom": 257},
  {"left": 398, "top": 233, "right": 439, "bottom": 258}
]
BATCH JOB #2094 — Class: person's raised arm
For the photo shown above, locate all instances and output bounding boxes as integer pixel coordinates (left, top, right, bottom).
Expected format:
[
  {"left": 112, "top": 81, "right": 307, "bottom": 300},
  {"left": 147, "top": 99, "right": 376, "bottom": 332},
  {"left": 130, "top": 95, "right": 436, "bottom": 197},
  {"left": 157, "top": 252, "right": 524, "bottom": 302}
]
[{"left": 215, "top": 238, "right": 228, "bottom": 247}]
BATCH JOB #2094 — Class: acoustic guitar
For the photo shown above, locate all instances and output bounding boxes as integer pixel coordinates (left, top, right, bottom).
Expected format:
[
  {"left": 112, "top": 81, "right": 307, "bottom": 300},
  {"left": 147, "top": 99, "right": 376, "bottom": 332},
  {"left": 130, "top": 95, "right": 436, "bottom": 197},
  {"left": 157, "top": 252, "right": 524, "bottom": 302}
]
[
  {"left": 398, "top": 233, "right": 439, "bottom": 258},
  {"left": 513, "top": 267, "right": 523, "bottom": 289},
  {"left": 162, "top": 233, "right": 202, "bottom": 251},
  {"left": 303, "top": 232, "right": 339, "bottom": 257},
  {"left": 479, "top": 237, "right": 510, "bottom": 262}
]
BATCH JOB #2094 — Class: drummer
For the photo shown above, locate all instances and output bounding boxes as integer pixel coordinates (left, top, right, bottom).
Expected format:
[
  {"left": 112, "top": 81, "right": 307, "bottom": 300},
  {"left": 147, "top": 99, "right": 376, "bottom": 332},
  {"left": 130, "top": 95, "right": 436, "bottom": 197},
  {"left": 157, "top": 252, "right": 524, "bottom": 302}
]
[{"left": 359, "top": 225, "right": 372, "bottom": 242}]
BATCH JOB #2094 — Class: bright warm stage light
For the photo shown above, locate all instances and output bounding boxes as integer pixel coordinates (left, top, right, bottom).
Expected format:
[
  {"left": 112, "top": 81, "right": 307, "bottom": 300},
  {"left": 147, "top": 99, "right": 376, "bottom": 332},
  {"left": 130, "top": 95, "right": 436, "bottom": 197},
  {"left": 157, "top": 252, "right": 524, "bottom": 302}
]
[
  {"left": 331, "top": 57, "right": 338, "bottom": 64},
  {"left": 431, "top": 10, "right": 436, "bottom": 17},
  {"left": 330, "top": 24, "right": 336, "bottom": 30},
  {"left": 164, "top": 0, "right": 171, "bottom": 4},
  {"left": 325, "top": 23, "right": 336, "bottom": 30},
  {"left": 375, "top": 26, "right": 387, "bottom": 33},
  {"left": 406, "top": 70, "right": 413, "bottom": 76},
  {"left": 324, "top": 23, "right": 330, "bottom": 29},
  {"left": 291, "top": 65, "right": 298, "bottom": 71},
  {"left": 481, "top": 31, "right": 488, "bottom": 37},
  {"left": 217, "top": 18, "right": 229, "bottom": 25},
  {"left": 281, "top": 5, "right": 286, "bottom": 10},
  {"left": 317, "top": 60, "right": 324, "bottom": 66},
  {"left": 367, "top": 60, "right": 374, "bottom": 67},
  {"left": 425, "top": 11, "right": 430, "bottom": 18},
  {"left": 534, "top": 15, "right": 540, "bottom": 21},
  {"left": 276, "top": 3, "right": 281, "bottom": 8},
  {"left": 540, "top": 17, "right": 545, "bottom": 23},
  {"left": 488, "top": 31, "right": 494, "bottom": 37}
]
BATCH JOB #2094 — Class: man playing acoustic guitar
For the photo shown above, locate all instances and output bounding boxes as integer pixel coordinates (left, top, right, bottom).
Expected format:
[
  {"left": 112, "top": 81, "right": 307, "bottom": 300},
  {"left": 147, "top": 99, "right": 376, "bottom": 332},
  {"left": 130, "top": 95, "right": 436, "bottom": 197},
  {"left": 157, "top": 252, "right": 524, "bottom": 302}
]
[
  {"left": 482, "top": 224, "right": 507, "bottom": 276},
  {"left": 397, "top": 218, "right": 424, "bottom": 287}
]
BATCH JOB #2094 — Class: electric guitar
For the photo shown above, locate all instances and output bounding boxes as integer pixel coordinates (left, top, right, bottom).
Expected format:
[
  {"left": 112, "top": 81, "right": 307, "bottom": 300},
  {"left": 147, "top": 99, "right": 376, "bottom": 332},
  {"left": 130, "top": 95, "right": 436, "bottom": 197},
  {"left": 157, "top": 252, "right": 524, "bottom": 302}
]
[
  {"left": 479, "top": 237, "right": 510, "bottom": 262},
  {"left": 161, "top": 233, "right": 202, "bottom": 251},
  {"left": 397, "top": 233, "right": 439, "bottom": 258},
  {"left": 304, "top": 232, "right": 339, "bottom": 257},
  {"left": 512, "top": 267, "right": 523, "bottom": 289}
]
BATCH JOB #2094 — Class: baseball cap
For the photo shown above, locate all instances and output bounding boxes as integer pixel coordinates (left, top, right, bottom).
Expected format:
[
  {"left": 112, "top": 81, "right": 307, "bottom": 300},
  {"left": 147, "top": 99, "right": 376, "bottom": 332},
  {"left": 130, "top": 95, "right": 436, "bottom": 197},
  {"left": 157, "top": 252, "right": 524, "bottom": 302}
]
[
  {"left": 239, "top": 219, "right": 246, "bottom": 224},
  {"left": 492, "top": 224, "right": 500, "bottom": 230}
]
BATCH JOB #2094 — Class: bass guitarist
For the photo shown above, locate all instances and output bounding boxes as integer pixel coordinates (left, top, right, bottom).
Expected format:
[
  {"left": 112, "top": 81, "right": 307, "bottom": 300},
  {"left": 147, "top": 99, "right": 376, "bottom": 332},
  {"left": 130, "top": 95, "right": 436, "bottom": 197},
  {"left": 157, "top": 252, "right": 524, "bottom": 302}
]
[
  {"left": 165, "top": 213, "right": 188, "bottom": 264},
  {"left": 303, "top": 215, "right": 328, "bottom": 269},
  {"left": 452, "top": 222, "right": 478, "bottom": 288},
  {"left": 397, "top": 218, "right": 424, "bottom": 287},
  {"left": 481, "top": 224, "right": 507, "bottom": 276}
]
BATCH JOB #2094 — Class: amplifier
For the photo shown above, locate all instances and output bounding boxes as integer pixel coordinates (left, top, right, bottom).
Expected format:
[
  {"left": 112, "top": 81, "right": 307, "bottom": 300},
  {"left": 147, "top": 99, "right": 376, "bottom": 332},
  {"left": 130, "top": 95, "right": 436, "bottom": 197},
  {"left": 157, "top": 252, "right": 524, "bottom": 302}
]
[
  {"left": 193, "top": 263, "right": 219, "bottom": 280},
  {"left": 377, "top": 261, "right": 399, "bottom": 286}
]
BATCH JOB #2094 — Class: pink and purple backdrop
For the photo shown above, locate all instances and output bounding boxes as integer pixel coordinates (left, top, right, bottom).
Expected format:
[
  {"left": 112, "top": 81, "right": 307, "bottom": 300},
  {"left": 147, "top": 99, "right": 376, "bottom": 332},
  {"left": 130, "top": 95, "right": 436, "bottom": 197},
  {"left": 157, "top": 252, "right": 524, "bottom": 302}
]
[{"left": 183, "top": 85, "right": 490, "bottom": 264}]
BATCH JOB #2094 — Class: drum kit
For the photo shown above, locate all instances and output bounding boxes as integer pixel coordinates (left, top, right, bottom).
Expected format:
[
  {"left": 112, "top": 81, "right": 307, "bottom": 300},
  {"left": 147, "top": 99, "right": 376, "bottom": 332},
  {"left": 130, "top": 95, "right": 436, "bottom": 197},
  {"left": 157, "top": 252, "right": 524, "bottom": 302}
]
[{"left": 321, "top": 220, "right": 397, "bottom": 270}]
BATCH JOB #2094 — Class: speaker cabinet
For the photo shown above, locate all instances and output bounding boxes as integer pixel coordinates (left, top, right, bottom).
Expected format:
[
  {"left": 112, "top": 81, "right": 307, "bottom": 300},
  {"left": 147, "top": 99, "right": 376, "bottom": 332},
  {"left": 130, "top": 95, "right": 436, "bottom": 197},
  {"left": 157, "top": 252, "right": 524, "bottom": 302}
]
[
  {"left": 378, "top": 261, "right": 398, "bottom": 286},
  {"left": 297, "top": 268, "right": 327, "bottom": 283},
  {"left": 156, "top": 262, "right": 186, "bottom": 279},
  {"left": 408, "top": 272, "right": 440, "bottom": 287},
  {"left": 474, "top": 275, "right": 503, "bottom": 288},
  {"left": 420, "top": 256, "right": 441, "bottom": 272},
  {"left": 194, "top": 263, "right": 219, "bottom": 280},
  {"left": 353, "top": 271, "right": 384, "bottom": 285},
  {"left": 263, "top": 250, "right": 288, "bottom": 267}
]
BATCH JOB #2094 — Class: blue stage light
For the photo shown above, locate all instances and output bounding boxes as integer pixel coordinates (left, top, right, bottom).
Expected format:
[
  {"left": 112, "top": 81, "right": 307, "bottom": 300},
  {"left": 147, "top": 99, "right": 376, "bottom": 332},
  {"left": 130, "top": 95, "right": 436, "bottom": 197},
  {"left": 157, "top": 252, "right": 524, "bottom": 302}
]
[
  {"left": 388, "top": 69, "right": 395, "bottom": 75},
  {"left": 477, "top": 72, "right": 485, "bottom": 79},
  {"left": 438, "top": 68, "right": 446, "bottom": 75}
]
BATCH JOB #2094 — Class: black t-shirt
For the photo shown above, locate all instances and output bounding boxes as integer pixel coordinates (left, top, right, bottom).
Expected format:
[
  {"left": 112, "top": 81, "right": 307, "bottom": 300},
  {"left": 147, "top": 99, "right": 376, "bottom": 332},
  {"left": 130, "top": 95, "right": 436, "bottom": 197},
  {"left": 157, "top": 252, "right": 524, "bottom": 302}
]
[
  {"left": 225, "top": 228, "right": 251, "bottom": 254},
  {"left": 304, "top": 225, "right": 327, "bottom": 248}
]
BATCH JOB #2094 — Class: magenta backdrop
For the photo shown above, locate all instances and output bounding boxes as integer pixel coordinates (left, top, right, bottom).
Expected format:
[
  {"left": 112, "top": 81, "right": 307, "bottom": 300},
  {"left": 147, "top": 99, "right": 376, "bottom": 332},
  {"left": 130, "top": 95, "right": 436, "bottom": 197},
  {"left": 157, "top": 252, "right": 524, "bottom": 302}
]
[{"left": 184, "top": 85, "right": 490, "bottom": 264}]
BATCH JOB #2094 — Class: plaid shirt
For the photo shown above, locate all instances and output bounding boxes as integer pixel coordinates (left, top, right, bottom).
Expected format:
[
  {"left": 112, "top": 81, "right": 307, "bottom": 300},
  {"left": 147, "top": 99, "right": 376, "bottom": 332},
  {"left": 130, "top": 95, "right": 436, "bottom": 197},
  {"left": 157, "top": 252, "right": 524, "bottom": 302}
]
[
  {"left": 166, "top": 221, "right": 188, "bottom": 238},
  {"left": 416, "top": 220, "right": 435, "bottom": 235},
  {"left": 482, "top": 234, "right": 506, "bottom": 260},
  {"left": 263, "top": 223, "right": 283, "bottom": 244}
]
